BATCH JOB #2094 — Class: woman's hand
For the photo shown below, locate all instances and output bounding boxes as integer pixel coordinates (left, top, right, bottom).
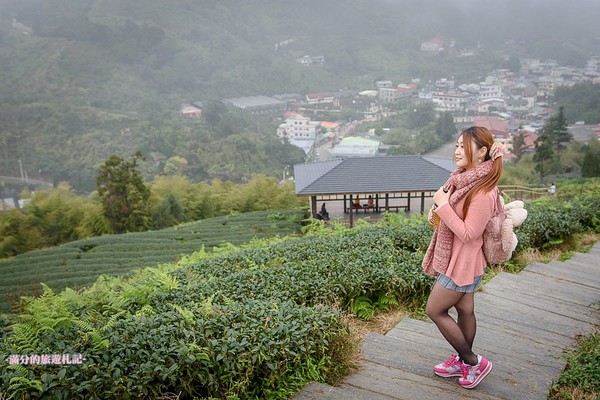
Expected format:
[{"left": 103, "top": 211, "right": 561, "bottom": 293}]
[{"left": 433, "top": 186, "right": 450, "bottom": 208}]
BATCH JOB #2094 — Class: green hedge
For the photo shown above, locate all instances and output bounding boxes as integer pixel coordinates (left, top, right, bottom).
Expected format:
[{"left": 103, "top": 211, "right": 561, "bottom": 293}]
[
  {"left": 1, "top": 191, "right": 599, "bottom": 399},
  {"left": 516, "top": 193, "right": 600, "bottom": 250}
]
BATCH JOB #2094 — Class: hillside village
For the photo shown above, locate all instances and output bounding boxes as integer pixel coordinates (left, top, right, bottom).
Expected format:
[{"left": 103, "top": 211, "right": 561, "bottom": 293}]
[{"left": 182, "top": 54, "right": 600, "bottom": 163}]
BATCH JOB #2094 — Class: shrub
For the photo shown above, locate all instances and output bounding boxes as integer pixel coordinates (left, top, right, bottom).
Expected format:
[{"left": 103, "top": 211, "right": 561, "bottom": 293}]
[{"left": 516, "top": 197, "right": 584, "bottom": 250}]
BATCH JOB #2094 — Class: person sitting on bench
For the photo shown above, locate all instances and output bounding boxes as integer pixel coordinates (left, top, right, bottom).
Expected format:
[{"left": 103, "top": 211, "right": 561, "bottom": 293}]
[
  {"left": 316, "top": 203, "right": 330, "bottom": 221},
  {"left": 363, "top": 195, "right": 374, "bottom": 208}
]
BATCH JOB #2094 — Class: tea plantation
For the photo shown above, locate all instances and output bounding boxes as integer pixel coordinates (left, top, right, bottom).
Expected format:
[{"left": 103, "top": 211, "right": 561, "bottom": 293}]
[
  {"left": 0, "top": 183, "right": 599, "bottom": 399},
  {"left": 0, "top": 209, "right": 306, "bottom": 313}
]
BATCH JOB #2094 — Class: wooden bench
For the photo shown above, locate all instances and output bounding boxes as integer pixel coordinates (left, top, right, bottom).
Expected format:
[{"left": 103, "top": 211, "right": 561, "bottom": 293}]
[
  {"left": 346, "top": 205, "right": 407, "bottom": 213},
  {"left": 345, "top": 205, "right": 375, "bottom": 214},
  {"left": 379, "top": 205, "right": 408, "bottom": 213}
]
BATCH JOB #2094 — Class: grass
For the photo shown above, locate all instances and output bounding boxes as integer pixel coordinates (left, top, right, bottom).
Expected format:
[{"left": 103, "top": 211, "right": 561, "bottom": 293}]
[{"left": 550, "top": 326, "right": 600, "bottom": 400}]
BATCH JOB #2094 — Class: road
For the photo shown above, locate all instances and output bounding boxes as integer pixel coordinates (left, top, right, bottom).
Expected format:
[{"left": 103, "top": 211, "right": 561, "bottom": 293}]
[
  {"left": 422, "top": 140, "right": 455, "bottom": 160},
  {"left": 0, "top": 175, "right": 53, "bottom": 187}
]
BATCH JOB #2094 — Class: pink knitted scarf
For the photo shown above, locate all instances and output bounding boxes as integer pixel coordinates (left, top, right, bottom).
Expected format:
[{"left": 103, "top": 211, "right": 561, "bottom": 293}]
[{"left": 422, "top": 160, "right": 493, "bottom": 277}]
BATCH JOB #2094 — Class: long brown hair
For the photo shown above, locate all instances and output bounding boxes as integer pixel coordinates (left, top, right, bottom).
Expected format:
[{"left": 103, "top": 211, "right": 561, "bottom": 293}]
[{"left": 460, "top": 126, "right": 502, "bottom": 216}]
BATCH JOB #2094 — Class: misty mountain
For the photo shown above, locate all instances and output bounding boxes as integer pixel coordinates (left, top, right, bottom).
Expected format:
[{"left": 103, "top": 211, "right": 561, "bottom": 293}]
[{"left": 1, "top": 0, "right": 599, "bottom": 189}]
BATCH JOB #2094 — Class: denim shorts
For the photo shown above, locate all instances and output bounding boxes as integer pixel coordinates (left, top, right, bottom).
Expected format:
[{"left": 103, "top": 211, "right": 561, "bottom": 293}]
[{"left": 436, "top": 273, "right": 483, "bottom": 293}]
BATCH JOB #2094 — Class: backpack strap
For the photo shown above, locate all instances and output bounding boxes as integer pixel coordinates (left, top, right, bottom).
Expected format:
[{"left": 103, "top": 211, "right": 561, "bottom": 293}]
[{"left": 494, "top": 189, "right": 506, "bottom": 220}]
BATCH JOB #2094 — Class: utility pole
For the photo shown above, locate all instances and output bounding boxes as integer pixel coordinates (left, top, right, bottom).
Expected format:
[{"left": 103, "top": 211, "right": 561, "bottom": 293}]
[{"left": 18, "top": 159, "right": 24, "bottom": 181}]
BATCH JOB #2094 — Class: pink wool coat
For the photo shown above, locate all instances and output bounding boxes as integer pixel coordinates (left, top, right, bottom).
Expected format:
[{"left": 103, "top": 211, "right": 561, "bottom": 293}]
[{"left": 434, "top": 188, "right": 497, "bottom": 286}]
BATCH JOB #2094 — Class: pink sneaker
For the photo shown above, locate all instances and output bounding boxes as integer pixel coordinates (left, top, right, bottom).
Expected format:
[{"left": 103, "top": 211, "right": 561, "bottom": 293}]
[
  {"left": 458, "top": 355, "right": 493, "bottom": 389},
  {"left": 434, "top": 354, "right": 463, "bottom": 377}
]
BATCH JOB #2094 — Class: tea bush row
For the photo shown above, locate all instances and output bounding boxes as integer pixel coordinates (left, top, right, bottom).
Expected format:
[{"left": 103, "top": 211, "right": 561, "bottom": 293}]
[
  {"left": 2, "top": 298, "right": 344, "bottom": 399},
  {"left": 1, "top": 193, "right": 598, "bottom": 399},
  {"left": 516, "top": 193, "right": 600, "bottom": 250},
  {"left": 0, "top": 219, "right": 435, "bottom": 399},
  {"left": 0, "top": 210, "right": 306, "bottom": 313}
]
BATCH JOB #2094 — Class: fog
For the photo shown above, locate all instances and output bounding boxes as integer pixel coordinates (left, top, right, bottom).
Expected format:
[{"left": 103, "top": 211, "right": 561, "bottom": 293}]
[{"left": 1, "top": 0, "right": 599, "bottom": 188}]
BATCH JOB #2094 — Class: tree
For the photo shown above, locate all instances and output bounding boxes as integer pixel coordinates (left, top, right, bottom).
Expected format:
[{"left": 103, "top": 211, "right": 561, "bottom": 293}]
[
  {"left": 435, "top": 112, "right": 458, "bottom": 142},
  {"left": 96, "top": 152, "right": 151, "bottom": 233},
  {"left": 0, "top": 209, "right": 31, "bottom": 258},
  {"left": 202, "top": 101, "right": 229, "bottom": 133},
  {"left": 552, "top": 106, "right": 573, "bottom": 148},
  {"left": 162, "top": 156, "right": 188, "bottom": 176},
  {"left": 581, "top": 141, "right": 600, "bottom": 177},
  {"left": 406, "top": 103, "right": 435, "bottom": 130},
  {"left": 533, "top": 134, "right": 554, "bottom": 182},
  {"left": 152, "top": 193, "right": 184, "bottom": 229},
  {"left": 533, "top": 107, "right": 573, "bottom": 180},
  {"left": 502, "top": 55, "right": 521, "bottom": 73},
  {"left": 555, "top": 83, "right": 600, "bottom": 124},
  {"left": 511, "top": 131, "right": 527, "bottom": 160}
]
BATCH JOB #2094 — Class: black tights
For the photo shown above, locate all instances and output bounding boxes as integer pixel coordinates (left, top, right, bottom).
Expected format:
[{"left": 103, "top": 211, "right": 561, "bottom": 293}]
[{"left": 426, "top": 282, "right": 478, "bottom": 365}]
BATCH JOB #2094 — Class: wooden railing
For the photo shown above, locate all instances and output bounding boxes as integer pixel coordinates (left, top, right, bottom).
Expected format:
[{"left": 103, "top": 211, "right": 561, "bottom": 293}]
[{"left": 499, "top": 185, "right": 550, "bottom": 202}]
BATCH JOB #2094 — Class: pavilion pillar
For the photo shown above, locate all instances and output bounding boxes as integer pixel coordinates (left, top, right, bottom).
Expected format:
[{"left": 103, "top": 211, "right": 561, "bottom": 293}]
[{"left": 349, "top": 194, "right": 354, "bottom": 228}]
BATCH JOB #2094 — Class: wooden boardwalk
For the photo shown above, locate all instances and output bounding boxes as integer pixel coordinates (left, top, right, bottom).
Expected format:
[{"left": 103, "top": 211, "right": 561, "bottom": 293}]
[{"left": 294, "top": 243, "right": 600, "bottom": 400}]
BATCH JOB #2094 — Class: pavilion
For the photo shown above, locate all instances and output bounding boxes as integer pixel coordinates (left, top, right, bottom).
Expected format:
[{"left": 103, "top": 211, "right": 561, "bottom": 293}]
[{"left": 294, "top": 155, "right": 454, "bottom": 221}]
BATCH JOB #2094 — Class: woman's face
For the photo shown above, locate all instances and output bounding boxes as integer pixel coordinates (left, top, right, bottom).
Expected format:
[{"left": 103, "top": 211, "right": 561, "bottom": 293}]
[{"left": 454, "top": 134, "right": 483, "bottom": 169}]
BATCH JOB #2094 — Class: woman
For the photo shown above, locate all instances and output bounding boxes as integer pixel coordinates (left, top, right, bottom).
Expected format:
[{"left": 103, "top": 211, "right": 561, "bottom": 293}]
[
  {"left": 422, "top": 126, "right": 505, "bottom": 389},
  {"left": 319, "top": 202, "right": 330, "bottom": 221}
]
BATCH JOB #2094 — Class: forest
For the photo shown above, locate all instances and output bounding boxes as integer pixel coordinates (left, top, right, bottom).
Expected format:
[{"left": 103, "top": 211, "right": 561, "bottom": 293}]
[{"left": 1, "top": 0, "right": 600, "bottom": 191}]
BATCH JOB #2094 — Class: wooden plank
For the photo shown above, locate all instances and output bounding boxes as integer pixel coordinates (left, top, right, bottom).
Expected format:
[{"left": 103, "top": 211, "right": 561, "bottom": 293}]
[
  {"left": 291, "top": 382, "right": 396, "bottom": 400},
  {"left": 485, "top": 271, "right": 597, "bottom": 307},
  {"left": 475, "top": 291, "right": 593, "bottom": 341},
  {"left": 481, "top": 283, "right": 598, "bottom": 325},
  {"left": 360, "top": 333, "right": 552, "bottom": 400},
  {"left": 344, "top": 360, "right": 502, "bottom": 400},
  {"left": 387, "top": 319, "right": 565, "bottom": 372},
  {"left": 514, "top": 270, "right": 599, "bottom": 306},
  {"left": 550, "top": 258, "right": 600, "bottom": 282},
  {"left": 567, "top": 250, "right": 600, "bottom": 265},
  {"left": 524, "top": 263, "right": 600, "bottom": 289},
  {"left": 549, "top": 257, "right": 600, "bottom": 277}
]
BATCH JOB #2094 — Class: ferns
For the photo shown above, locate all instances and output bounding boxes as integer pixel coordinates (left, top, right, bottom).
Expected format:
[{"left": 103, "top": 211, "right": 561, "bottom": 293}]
[
  {"left": 72, "top": 310, "right": 125, "bottom": 351},
  {"left": 5, "top": 256, "right": 188, "bottom": 359},
  {"left": 10, "top": 284, "right": 76, "bottom": 352},
  {"left": 171, "top": 304, "right": 196, "bottom": 325},
  {"left": 7, "top": 375, "right": 43, "bottom": 399},
  {"left": 351, "top": 296, "right": 375, "bottom": 320},
  {"left": 351, "top": 293, "right": 399, "bottom": 320},
  {"left": 375, "top": 293, "right": 399, "bottom": 312}
]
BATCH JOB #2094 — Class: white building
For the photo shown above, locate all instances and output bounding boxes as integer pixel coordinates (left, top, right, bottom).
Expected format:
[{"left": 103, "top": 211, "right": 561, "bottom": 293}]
[
  {"left": 418, "top": 91, "right": 433, "bottom": 100},
  {"left": 330, "top": 137, "right": 380, "bottom": 158},
  {"left": 378, "top": 84, "right": 416, "bottom": 103},
  {"left": 479, "top": 80, "right": 503, "bottom": 100},
  {"left": 431, "top": 92, "right": 471, "bottom": 111},
  {"left": 277, "top": 114, "right": 320, "bottom": 140},
  {"left": 435, "top": 78, "right": 455, "bottom": 90}
]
